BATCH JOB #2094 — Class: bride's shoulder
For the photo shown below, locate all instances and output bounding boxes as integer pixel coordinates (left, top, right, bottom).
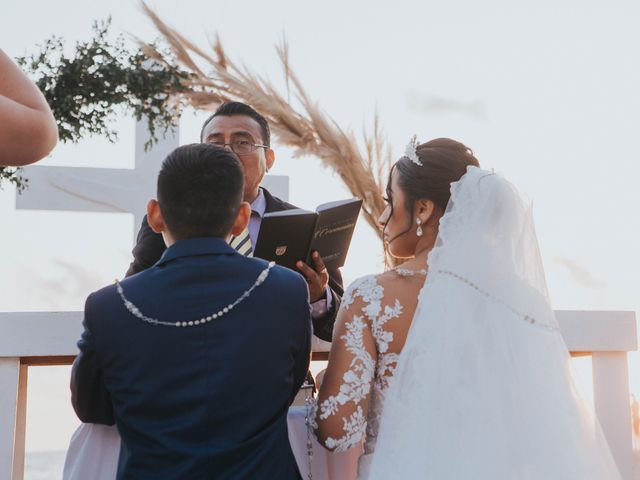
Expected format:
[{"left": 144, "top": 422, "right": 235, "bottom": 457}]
[{"left": 342, "top": 272, "right": 396, "bottom": 310}]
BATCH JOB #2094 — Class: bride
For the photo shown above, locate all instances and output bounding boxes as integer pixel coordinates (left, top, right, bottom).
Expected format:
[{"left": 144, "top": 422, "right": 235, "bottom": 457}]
[{"left": 314, "top": 137, "right": 622, "bottom": 479}]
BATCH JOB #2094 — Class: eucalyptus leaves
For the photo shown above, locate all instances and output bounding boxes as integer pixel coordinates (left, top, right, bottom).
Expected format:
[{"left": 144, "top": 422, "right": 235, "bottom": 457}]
[{"left": 2, "top": 18, "right": 188, "bottom": 191}]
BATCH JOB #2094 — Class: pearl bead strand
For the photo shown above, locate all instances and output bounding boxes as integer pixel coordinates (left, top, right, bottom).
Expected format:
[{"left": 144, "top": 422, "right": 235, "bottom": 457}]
[
  {"left": 433, "top": 269, "right": 559, "bottom": 333},
  {"left": 115, "top": 262, "right": 275, "bottom": 327}
]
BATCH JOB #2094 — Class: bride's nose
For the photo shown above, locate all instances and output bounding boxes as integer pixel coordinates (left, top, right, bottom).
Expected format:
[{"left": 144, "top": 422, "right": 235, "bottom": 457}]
[{"left": 378, "top": 207, "right": 390, "bottom": 228}]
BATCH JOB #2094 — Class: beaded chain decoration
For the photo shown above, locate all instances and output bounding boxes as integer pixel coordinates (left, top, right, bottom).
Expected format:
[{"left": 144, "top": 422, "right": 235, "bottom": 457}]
[
  {"left": 115, "top": 261, "right": 276, "bottom": 327},
  {"left": 393, "top": 267, "right": 428, "bottom": 277},
  {"left": 434, "top": 269, "right": 559, "bottom": 333},
  {"left": 392, "top": 267, "right": 557, "bottom": 332},
  {"left": 304, "top": 388, "right": 314, "bottom": 480}
]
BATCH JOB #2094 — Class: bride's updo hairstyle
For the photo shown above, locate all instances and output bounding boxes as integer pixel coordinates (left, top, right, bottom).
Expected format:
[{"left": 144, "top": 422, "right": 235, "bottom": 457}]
[{"left": 388, "top": 138, "right": 480, "bottom": 237}]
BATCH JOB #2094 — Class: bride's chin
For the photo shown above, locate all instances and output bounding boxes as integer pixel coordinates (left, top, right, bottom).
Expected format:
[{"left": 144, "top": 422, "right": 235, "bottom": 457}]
[{"left": 387, "top": 247, "right": 414, "bottom": 260}]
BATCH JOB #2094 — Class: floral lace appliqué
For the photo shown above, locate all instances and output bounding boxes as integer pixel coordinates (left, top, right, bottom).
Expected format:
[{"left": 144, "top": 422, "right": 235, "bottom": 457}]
[
  {"left": 324, "top": 406, "right": 367, "bottom": 451},
  {"left": 318, "top": 275, "right": 401, "bottom": 454}
]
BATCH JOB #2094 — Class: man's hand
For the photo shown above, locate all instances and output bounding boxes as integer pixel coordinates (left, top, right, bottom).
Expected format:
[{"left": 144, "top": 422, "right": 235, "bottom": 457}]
[{"left": 296, "top": 251, "right": 329, "bottom": 303}]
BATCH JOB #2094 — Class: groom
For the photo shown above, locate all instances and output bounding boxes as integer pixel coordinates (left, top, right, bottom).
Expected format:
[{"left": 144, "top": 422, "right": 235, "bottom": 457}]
[{"left": 71, "top": 144, "right": 311, "bottom": 479}]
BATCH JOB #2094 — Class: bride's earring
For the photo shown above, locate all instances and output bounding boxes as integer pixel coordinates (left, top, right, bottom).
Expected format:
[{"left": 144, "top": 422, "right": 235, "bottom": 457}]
[{"left": 416, "top": 218, "right": 424, "bottom": 237}]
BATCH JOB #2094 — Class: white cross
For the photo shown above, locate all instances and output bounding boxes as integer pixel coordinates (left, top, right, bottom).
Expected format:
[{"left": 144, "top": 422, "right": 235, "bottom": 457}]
[{"left": 15, "top": 118, "right": 289, "bottom": 242}]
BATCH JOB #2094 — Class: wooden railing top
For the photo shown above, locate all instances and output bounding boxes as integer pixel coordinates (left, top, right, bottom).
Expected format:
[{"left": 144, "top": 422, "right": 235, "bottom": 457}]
[{"left": 0, "top": 310, "right": 636, "bottom": 361}]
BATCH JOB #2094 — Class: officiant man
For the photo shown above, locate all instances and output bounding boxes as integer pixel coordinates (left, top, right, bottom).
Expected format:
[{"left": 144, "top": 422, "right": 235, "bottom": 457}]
[{"left": 126, "top": 102, "right": 343, "bottom": 341}]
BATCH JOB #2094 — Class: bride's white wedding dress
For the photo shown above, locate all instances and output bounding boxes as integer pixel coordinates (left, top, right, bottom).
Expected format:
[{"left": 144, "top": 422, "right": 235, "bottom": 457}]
[{"left": 318, "top": 166, "right": 622, "bottom": 479}]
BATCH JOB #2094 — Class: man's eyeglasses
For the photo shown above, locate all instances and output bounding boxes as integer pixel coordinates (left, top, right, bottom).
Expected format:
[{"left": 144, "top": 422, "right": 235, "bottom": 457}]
[{"left": 207, "top": 140, "right": 268, "bottom": 156}]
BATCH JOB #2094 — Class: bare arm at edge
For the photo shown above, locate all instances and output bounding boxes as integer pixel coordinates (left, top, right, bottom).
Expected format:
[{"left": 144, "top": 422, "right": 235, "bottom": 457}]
[{"left": 0, "top": 49, "right": 58, "bottom": 166}]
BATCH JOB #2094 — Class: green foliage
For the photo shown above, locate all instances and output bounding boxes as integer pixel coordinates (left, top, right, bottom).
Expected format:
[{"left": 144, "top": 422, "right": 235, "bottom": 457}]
[
  {"left": 0, "top": 167, "right": 27, "bottom": 192},
  {"left": 1, "top": 18, "right": 189, "bottom": 190}
]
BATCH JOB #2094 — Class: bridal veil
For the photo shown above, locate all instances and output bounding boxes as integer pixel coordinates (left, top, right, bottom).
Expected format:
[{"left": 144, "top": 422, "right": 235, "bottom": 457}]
[{"left": 367, "top": 166, "right": 621, "bottom": 479}]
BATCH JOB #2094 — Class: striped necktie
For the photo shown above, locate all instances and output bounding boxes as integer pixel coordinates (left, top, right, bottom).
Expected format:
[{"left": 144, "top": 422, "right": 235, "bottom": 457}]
[{"left": 229, "top": 227, "right": 253, "bottom": 257}]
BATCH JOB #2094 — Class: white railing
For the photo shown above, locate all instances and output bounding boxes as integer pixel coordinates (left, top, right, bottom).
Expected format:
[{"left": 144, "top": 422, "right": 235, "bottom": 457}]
[{"left": 0, "top": 310, "right": 637, "bottom": 480}]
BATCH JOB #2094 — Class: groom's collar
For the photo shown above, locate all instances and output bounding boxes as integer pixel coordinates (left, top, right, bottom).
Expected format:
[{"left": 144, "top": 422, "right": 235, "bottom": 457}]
[{"left": 155, "top": 237, "right": 236, "bottom": 266}]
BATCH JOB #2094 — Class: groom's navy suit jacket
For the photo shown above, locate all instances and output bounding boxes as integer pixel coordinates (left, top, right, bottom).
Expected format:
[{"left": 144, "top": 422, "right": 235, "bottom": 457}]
[
  {"left": 71, "top": 238, "right": 311, "bottom": 480},
  {"left": 126, "top": 188, "right": 343, "bottom": 342}
]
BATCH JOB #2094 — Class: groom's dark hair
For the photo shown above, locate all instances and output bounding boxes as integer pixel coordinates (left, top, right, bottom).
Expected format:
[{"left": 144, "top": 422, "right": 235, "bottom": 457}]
[{"left": 157, "top": 143, "right": 244, "bottom": 240}]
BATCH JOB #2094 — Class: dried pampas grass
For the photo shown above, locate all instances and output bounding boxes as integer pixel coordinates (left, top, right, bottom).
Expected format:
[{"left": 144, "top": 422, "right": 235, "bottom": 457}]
[{"left": 139, "top": 2, "right": 393, "bottom": 247}]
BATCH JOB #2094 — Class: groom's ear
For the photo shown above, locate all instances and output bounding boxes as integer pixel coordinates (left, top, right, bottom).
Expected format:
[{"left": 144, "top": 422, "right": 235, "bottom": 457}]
[
  {"left": 147, "top": 199, "right": 166, "bottom": 234},
  {"left": 229, "top": 202, "right": 252, "bottom": 238}
]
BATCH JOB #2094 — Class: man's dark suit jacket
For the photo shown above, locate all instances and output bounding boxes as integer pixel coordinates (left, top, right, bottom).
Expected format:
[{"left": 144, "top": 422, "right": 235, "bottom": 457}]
[
  {"left": 126, "top": 188, "right": 343, "bottom": 341},
  {"left": 71, "top": 238, "right": 311, "bottom": 479}
]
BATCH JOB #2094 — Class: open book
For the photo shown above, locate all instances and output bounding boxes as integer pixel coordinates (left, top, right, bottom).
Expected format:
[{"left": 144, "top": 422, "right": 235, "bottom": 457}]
[{"left": 254, "top": 198, "right": 362, "bottom": 271}]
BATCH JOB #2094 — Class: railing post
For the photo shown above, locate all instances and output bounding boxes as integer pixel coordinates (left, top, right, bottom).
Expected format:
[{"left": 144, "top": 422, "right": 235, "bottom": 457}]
[
  {"left": 0, "top": 358, "right": 27, "bottom": 480},
  {"left": 592, "top": 351, "right": 633, "bottom": 480},
  {"left": 13, "top": 364, "right": 28, "bottom": 480}
]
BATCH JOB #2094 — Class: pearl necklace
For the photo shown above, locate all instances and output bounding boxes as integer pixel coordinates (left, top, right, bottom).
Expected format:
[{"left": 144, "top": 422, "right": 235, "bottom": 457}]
[
  {"left": 115, "top": 261, "right": 276, "bottom": 327},
  {"left": 393, "top": 267, "right": 428, "bottom": 277}
]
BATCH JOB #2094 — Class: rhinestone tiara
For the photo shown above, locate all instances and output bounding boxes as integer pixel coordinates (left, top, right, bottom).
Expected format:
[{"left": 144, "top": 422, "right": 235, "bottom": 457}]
[{"left": 403, "top": 135, "right": 422, "bottom": 166}]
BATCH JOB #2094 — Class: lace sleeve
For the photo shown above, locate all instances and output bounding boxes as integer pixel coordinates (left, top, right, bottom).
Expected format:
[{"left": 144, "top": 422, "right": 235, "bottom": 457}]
[{"left": 314, "top": 278, "right": 377, "bottom": 452}]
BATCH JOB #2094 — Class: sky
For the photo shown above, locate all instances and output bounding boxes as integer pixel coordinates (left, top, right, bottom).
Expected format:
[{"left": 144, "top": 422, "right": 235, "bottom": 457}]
[{"left": 1, "top": 0, "right": 639, "bottom": 457}]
